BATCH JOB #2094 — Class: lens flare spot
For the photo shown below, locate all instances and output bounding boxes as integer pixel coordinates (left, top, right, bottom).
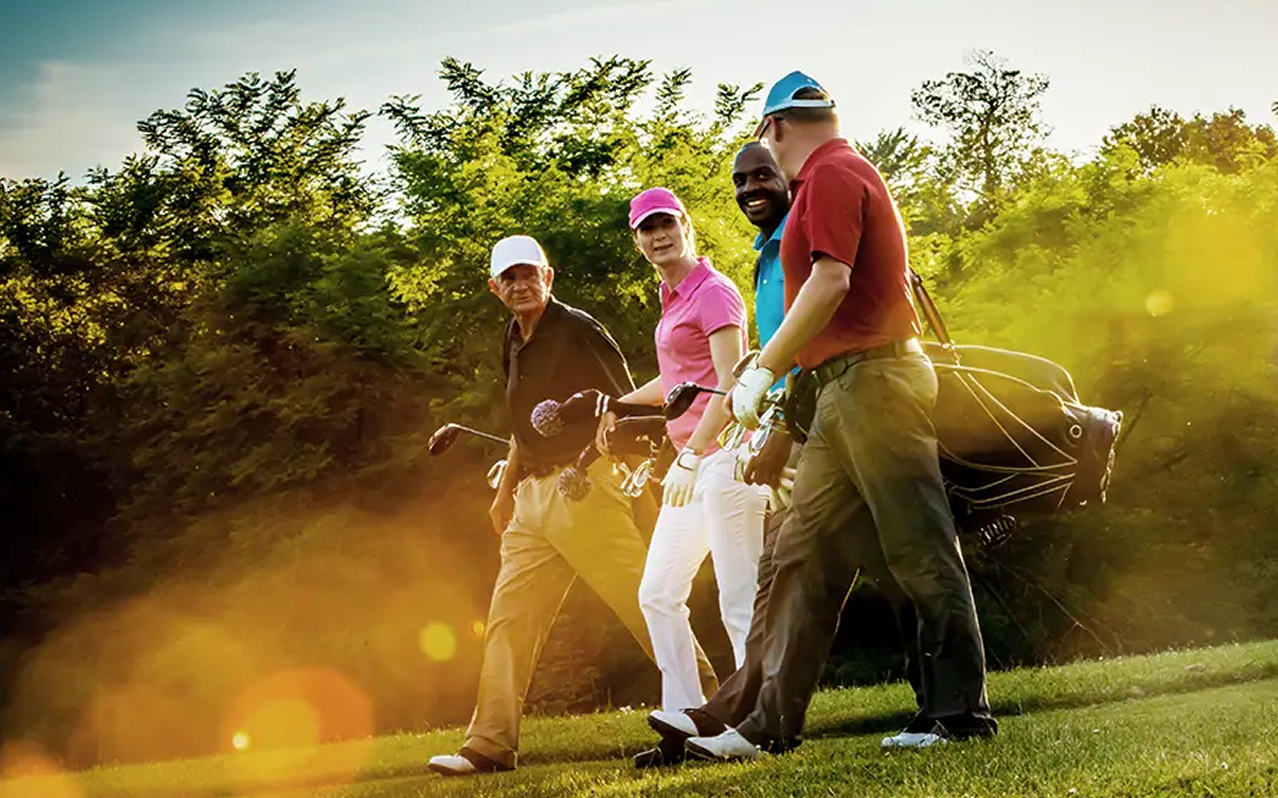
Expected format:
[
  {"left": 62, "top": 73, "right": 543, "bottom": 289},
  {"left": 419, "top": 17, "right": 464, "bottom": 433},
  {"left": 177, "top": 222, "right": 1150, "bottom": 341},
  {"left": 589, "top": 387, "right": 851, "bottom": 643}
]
[
  {"left": 470, "top": 620, "right": 486, "bottom": 638},
  {"left": 419, "top": 622, "right": 457, "bottom": 661},
  {"left": 1145, "top": 289, "right": 1175, "bottom": 316},
  {"left": 223, "top": 668, "right": 373, "bottom": 791}
]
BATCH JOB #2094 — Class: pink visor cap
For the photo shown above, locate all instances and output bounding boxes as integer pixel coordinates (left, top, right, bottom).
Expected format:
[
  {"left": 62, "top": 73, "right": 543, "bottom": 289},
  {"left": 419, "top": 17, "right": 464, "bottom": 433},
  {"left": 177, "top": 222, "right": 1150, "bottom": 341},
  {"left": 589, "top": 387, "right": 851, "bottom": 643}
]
[{"left": 628, "top": 187, "right": 688, "bottom": 229}]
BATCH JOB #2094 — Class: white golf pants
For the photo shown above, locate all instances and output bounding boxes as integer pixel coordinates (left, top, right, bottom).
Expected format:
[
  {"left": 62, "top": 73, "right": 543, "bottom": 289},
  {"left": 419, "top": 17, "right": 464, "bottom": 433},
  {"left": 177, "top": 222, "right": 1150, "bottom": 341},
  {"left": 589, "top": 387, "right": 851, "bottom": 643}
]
[{"left": 639, "top": 446, "right": 767, "bottom": 711}]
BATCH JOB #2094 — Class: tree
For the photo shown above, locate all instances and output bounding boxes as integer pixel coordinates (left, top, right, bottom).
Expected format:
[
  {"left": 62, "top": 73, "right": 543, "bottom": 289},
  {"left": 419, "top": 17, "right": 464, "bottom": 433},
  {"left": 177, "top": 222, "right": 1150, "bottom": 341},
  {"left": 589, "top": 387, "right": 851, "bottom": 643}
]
[
  {"left": 852, "top": 126, "right": 966, "bottom": 238},
  {"left": 0, "top": 176, "right": 122, "bottom": 581},
  {"left": 1102, "top": 106, "right": 1276, "bottom": 175},
  {"left": 1181, "top": 108, "right": 1277, "bottom": 173},
  {"left": 911, "top": 50, "right": 1050, "bottom": 214},
  {"left": 382, "top": 57, "right": 761, "bottom": 429},
  {"left": 855, "top": 127, "right": 929, "bottom": 193},
  {"left": 1100, "top": 105, "right": 1188, "bottom": 173}
]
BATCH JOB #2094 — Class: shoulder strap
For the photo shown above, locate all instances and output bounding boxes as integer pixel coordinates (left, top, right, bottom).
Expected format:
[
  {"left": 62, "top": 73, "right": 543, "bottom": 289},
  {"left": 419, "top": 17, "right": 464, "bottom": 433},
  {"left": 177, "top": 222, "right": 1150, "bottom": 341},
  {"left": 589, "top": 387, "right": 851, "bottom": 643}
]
[{"left": 908, "top": 269, "right": 959, "bottom": 359}]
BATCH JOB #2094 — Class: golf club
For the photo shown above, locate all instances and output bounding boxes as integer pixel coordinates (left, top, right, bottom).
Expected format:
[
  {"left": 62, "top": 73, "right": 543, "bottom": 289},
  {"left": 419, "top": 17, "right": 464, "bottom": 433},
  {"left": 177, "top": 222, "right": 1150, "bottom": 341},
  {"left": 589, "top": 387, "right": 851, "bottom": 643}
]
[
  {"left": 663, "top": 382, "right": 726, "bottom": 421},
  {"left": 486, "top": 460, "right": 508, "bottom": 490},
  {"left": 557, "top": 415, "right": 668, "bottom": 501},
  {"left": 531, "top": 390, "right": 662, "bottom": 437},
  {"left": 428, "top": 423, "right": 508, "bottom": 456},
  {"left": 531, "top": 382, "right": 726, "bottom": 438}
]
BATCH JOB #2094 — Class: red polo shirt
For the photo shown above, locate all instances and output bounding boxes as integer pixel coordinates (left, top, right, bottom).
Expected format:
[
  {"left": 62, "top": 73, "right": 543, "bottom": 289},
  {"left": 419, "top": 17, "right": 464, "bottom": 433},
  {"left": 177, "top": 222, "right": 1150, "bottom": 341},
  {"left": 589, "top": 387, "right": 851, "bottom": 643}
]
[{"left": 781, "top": 138, "right": 920, "bottom": 369}]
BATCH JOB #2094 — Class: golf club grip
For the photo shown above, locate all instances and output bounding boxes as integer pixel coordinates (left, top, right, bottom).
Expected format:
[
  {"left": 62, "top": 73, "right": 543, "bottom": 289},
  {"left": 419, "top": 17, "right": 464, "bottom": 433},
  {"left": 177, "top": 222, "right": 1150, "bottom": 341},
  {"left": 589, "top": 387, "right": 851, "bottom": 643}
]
[
  {"left": 611, "top": 415, "right": 667, "bottom": 441},
  {"left": 569, "top": 416, "right": 666, "bottom": 469}
]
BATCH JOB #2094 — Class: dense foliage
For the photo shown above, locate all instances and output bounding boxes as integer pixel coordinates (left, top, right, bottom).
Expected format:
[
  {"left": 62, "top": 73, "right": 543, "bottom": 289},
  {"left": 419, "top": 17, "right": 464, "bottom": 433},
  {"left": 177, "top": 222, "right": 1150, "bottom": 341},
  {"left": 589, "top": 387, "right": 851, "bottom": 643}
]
[{"left": 2, "top": 54, "right": 1276, "bottom": 767}]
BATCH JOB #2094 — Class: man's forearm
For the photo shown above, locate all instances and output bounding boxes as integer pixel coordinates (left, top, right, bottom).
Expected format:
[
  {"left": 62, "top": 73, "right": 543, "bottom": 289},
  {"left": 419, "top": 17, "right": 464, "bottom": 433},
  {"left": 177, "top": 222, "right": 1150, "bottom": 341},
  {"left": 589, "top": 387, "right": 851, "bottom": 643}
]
[
  {"left": 498, "top": 437, "right": 521, "bottom": 497},
  {"left": 757, "top": 258, "right": 851, "bottom": 375}
]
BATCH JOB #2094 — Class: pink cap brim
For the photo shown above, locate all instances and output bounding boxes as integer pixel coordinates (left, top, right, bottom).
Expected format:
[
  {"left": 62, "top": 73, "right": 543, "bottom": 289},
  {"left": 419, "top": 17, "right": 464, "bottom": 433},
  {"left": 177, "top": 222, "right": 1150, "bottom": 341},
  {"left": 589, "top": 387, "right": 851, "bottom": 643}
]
[{"left": 629, "top": 206, "right": 684, "bottom": 230}]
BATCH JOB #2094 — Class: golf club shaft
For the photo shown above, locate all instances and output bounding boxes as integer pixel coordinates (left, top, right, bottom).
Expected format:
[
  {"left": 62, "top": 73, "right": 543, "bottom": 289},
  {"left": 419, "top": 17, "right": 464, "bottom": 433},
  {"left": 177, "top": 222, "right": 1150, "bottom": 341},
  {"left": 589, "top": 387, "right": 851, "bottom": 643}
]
[{"left": 455, "top": 425, "right": 509, "bottom": 445}]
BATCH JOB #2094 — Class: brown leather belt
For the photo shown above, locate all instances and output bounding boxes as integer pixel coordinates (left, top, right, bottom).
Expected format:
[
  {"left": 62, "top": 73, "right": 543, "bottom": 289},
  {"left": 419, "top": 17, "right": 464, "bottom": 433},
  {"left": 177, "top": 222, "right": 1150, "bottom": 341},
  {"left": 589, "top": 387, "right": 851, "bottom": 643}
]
[{"left": 811, "top": 338, "right": 924, "bottom": 388}]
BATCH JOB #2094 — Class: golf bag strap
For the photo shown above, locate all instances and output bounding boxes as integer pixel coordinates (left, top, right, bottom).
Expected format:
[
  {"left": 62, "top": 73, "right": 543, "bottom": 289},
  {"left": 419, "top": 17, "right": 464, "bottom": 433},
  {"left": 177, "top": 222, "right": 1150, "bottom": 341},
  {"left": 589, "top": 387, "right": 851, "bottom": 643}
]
[{"left": 909, "top": 269, "right": 957, "bottom": 355}]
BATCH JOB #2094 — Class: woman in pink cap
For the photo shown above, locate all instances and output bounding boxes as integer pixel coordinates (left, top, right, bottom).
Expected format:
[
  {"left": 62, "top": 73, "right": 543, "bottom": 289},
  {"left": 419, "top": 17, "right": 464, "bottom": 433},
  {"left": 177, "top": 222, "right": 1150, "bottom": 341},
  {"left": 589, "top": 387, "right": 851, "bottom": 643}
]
[{"left": 599, "top": 187, "right": 767, "bottom": 720}]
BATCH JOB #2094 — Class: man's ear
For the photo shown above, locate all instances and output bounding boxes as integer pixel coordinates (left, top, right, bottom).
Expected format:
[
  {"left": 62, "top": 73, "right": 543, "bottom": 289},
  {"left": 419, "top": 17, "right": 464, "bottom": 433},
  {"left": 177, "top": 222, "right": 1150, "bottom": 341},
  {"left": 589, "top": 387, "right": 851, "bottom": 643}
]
[
  {"left": 543, "top": 266, "right": 555, "bottom": 290},
  {"left": 488, "top": 277, "right": 500, "bottom": 297}
]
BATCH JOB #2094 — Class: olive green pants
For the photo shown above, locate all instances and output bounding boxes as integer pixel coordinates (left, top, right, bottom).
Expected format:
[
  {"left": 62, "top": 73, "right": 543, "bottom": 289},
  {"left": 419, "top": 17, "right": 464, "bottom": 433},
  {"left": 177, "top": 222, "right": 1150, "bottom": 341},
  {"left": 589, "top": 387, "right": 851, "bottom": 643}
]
[{"left": 737, "top": 351, "right": 992, "bottom": 750}]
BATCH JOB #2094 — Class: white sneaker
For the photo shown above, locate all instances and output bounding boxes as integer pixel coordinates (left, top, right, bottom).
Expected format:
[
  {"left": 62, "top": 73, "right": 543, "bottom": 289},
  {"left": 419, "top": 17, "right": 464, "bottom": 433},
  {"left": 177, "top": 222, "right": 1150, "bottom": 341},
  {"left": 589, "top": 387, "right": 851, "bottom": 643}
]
[
  {"left": 685, "top": 728, "right": 762, "bottom": 761},
  {"left": 881, "top": 730, "right": 948, "bottom": 748},
  {"left": 427, "top": 750, "right": 512, "bottom": 776},
  {"left": 648, "top": 709, "right": 699, "bottom": 740},
  {"left": 427, "top": 754, "right": 478, "bottom": 775}
]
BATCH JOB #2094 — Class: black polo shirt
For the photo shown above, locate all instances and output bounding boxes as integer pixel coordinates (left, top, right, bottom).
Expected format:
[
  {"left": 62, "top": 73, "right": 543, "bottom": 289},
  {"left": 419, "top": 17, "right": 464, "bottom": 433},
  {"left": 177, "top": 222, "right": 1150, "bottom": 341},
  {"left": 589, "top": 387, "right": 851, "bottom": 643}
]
[{"left": 502, "top": 297, "right": 635, "bottom": 469}]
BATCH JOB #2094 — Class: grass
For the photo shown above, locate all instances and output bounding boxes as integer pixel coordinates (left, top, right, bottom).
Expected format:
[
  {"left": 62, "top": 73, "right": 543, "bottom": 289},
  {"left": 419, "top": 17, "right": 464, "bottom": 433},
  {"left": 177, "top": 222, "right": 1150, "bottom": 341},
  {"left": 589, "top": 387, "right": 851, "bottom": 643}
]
[{"left": 5, "top": 639, "right": 1278, "bottom": 798}]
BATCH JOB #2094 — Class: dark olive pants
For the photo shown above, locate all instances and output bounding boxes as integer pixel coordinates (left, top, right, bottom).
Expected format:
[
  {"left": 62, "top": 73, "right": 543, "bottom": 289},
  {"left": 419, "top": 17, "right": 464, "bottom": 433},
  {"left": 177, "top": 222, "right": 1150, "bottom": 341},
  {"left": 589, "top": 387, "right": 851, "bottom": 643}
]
[
  {"left": 699, "top": 452, "right": 924, "bottom": 732},
  {"left": 734, "top": 351, "right": 992, "bottom": 750}
]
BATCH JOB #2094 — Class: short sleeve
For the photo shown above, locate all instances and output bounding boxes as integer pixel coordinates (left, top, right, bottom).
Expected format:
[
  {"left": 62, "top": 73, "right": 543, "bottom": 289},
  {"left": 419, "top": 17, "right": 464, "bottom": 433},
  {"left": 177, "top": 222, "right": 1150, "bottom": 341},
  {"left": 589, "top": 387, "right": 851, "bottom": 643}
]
[
  {"left": 800, "top": 164, "right": 865, "bottom": 268},
  {"left": 697, "top": 279, "right": 747, "bottom": 338}
]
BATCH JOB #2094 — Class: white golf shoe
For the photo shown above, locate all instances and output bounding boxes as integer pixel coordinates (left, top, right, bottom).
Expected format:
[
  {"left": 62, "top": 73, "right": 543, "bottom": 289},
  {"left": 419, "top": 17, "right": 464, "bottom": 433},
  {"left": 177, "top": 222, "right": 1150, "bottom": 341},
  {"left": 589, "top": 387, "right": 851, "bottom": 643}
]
[{"left": 685, "top": 728, "right": 762, "bottom": 762}]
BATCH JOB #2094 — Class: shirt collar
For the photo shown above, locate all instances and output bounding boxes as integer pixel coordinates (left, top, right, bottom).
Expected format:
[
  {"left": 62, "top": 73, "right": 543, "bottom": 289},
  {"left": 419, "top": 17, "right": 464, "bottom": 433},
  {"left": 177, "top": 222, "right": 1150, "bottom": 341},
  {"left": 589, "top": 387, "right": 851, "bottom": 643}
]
[
  {"left": 753, "top": 212, "right": 789, "bottom": 252},
  {"left": 507, "top": 296, "right": 564, "bottom": 347},
  {"left": 659, "top": 257, "right": 713, "bottom": 305},
  {"left": 791, "top": 137, "right": 853, "bottom": 188}
]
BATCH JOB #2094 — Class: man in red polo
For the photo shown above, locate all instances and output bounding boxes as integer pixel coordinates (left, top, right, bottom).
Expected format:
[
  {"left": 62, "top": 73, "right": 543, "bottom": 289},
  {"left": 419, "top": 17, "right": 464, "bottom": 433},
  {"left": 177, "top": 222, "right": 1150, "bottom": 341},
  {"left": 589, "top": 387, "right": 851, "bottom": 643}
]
[{"left": 687, "top": 71, "right": 997, "bottom": 760}]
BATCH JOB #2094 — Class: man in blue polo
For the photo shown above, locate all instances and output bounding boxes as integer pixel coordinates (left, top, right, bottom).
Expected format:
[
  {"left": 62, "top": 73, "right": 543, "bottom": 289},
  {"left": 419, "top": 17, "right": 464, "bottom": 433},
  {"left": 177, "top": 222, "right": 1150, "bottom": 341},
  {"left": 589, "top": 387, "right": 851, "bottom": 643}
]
[{"left": 695, "top": 71, "right": 997, "bottom": 759}]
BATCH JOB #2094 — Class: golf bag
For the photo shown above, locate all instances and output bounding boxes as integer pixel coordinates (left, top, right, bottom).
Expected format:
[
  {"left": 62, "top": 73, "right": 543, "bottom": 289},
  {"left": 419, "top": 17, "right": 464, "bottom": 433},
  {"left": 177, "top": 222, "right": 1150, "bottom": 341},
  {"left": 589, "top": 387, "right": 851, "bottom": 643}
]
[
  {"left": 784, "top": 273, "right": 1123, "bottom": 545},
  {"left": 923, "top": 341, "right": 1122, "bottom": 543}
]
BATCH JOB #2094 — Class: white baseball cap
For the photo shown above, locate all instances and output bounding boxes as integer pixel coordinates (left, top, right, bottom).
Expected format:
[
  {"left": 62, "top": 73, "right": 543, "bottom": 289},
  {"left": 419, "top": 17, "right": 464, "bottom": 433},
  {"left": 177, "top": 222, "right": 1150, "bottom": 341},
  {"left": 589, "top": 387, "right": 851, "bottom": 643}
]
[{"left": 489, "top": 235, "right": 549, "bottom": 279}]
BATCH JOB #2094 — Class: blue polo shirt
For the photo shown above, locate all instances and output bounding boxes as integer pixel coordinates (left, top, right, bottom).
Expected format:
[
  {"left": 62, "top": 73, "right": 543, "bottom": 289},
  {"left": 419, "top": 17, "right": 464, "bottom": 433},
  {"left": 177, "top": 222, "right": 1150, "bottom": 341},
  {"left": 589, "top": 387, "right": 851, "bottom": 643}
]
[
  {"left": 753, "top": 213, "right": 792, "bottom": 391},
  {"left": 754, "top": 213, "right": 787, "bottom": 348}
]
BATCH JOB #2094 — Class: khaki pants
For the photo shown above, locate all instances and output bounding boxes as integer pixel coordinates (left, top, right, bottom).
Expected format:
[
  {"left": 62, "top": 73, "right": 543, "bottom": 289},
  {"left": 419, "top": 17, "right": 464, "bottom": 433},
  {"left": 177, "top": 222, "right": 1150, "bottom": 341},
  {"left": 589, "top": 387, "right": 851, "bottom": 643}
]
[{"left": 463, "top": 458, "right": 717, "bottom": 767}]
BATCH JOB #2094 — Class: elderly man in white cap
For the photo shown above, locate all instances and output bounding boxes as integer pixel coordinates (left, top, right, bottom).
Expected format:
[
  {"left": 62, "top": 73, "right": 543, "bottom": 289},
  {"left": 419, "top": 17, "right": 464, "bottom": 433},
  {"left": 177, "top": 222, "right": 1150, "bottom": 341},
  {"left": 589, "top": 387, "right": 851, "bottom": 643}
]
[{"left": 428, "top": 235, "right": 717, "bottom": 776}]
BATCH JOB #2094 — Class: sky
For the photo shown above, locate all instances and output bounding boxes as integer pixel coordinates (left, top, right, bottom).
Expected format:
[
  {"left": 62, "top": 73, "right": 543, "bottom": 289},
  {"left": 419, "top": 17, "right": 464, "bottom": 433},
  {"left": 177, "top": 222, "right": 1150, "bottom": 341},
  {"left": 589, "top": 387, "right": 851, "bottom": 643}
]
[{"left": 1, "top": 0, "right": 1275, "bottom": 180}]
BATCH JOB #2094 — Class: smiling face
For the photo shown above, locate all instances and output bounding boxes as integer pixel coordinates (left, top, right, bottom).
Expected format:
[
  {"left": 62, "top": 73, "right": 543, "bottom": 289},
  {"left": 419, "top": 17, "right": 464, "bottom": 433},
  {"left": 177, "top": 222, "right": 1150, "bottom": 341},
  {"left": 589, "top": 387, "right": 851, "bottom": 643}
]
[
  {"left": 732, "top": 143, "right": 789, "bottom": 231},
  {"left": 633, "top": 212, "right": 692, "bottom": 267},
  {"left": 488, "top": 263, "right": 553, "bottom": 315}
]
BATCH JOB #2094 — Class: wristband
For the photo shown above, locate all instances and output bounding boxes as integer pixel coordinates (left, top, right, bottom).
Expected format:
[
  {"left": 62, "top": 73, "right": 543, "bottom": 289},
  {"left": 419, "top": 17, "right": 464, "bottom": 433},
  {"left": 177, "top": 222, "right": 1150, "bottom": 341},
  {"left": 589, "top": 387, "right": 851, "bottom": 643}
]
[{"left": 675, "top": 448, "right": 701, "bottom": 470}]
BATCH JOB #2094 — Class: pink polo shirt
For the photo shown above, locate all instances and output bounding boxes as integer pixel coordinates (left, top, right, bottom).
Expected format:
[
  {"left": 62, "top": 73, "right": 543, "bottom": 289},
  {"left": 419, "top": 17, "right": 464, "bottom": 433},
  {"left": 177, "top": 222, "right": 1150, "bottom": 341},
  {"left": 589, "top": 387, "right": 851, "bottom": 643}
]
[{"left": 656, "top": 257, "right": 747, "bottom": 451}]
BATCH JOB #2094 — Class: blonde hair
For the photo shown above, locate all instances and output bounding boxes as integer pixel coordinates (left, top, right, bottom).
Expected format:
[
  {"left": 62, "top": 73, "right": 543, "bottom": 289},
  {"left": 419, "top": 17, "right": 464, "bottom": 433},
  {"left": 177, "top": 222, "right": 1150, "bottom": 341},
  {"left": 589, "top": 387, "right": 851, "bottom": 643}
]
[{"left": 633, "top": 211, "right": 698, "bottom": 259}]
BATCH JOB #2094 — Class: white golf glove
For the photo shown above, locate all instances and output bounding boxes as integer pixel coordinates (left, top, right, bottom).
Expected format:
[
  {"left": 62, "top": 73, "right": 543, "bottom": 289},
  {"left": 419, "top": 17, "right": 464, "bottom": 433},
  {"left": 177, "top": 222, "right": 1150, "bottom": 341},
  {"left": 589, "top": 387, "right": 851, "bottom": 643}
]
[
  {"left": 731, "top": 364, "right": 776, "bottom": 430},
  {"left": 662, "top": 448, "right": 701, "bottom": 507}
]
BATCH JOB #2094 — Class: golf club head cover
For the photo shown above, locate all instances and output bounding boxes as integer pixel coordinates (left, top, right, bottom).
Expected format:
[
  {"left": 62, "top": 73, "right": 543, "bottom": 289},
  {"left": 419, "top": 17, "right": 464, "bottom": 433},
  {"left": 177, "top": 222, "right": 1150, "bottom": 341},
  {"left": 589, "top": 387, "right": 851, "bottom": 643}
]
[
  {"left": 531, "top": 390, "right": 663, "bottom": 437},
  {"left": 557, "top": 446, "right": 601, "bottom": 501},
  {"left": 532, "top": 391, "right": 604, "bottom": 437}
]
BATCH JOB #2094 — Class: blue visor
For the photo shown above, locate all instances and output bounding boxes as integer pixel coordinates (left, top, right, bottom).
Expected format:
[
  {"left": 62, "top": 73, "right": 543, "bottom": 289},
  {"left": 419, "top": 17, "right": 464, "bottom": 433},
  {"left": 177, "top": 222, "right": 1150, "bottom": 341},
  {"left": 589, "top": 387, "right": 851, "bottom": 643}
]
[{"left": 755, "top": 70, "right": 835, "bottom": 135}]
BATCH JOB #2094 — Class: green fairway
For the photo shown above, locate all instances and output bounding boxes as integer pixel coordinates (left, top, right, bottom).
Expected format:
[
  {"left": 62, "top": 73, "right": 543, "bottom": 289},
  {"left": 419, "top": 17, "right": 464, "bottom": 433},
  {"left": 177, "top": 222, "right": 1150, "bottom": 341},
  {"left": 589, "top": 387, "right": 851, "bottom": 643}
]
[{"left": 7, "top": 640, "right": 1278, "bottom": 798}]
